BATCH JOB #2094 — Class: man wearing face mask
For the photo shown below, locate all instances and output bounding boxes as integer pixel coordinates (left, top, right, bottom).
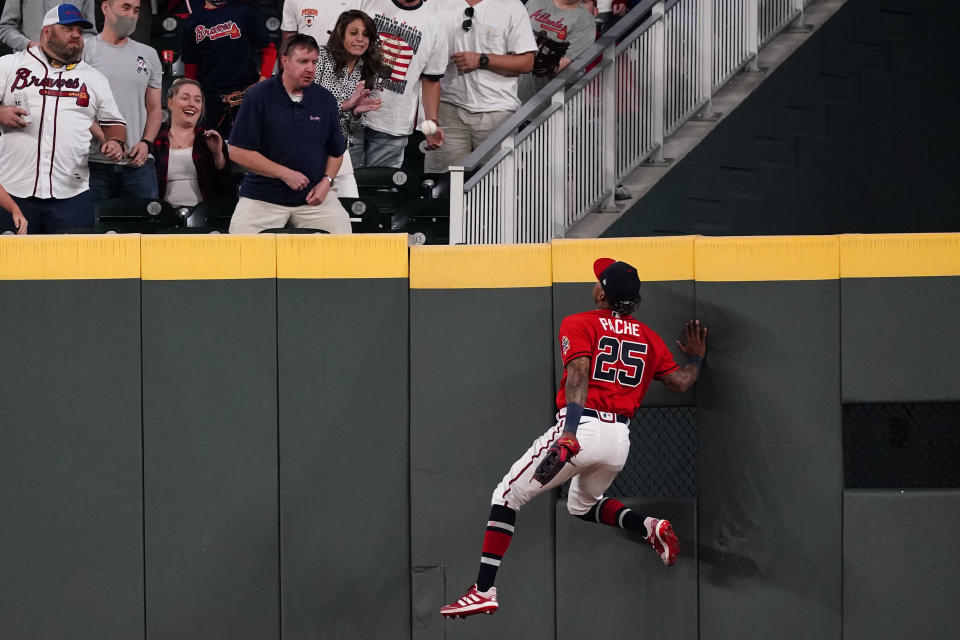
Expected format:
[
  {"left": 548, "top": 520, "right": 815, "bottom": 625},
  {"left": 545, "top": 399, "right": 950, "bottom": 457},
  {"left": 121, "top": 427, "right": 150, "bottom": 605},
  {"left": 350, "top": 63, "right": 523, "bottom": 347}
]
[{"left": 83, "top": 0, "right": 163, "bottom": 199}]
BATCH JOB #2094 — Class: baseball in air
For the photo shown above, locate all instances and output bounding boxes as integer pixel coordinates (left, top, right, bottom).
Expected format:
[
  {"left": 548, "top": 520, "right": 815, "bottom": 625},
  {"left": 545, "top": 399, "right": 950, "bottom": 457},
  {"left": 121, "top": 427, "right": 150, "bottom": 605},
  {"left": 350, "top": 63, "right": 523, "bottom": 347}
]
[{"left": 421, "top": 120, "right": 438, "bottom": 136}]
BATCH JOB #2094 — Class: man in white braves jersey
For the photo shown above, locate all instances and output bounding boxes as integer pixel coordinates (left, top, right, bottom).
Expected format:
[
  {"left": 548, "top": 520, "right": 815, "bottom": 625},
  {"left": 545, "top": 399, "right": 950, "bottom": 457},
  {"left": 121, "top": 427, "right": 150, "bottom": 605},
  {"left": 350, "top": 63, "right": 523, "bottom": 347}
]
[
  {"left": 0, "top": 4, "right": 125, "bottom": 233},
  {"left": 441, "top": 258, "right": 708, "bottom": 619}
]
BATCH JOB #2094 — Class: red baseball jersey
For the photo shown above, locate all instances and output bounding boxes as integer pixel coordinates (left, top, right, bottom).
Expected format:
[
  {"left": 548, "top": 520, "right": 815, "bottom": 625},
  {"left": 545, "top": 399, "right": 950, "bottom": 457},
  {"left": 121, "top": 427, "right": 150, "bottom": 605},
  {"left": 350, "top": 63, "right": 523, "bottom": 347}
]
[{"left": 556, "top": 309, "right": 679, "bottom": 417}]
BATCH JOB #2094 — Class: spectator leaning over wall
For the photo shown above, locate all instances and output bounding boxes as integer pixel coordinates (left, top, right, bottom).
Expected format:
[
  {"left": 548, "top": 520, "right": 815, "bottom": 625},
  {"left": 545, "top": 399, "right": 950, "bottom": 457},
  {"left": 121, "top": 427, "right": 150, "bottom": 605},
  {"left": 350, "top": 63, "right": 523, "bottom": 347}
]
[
  {"left": 181, "top": 0, "right": 277, "bottom": 141},
  {"left": 0, "top": 4, "right": 126, "bottom": 234},
  {"left": 0, "top": 0, "right": 96, "bottom": 52},
  {"left": 281, "top": 0, "right": 361, "bottom": 49},
  {"left": 227, "top": 34, "right": 352, "bottom": 235},
  {"left": 424, "top": 0, "right": 536, "bottom": 173},
  {"left": 84, "top": 0, "right": 163, "bottom": 200},
  {"left": 357, "top": 0, "right": 446, "bottom": 168},
  {"left": 519, "top": 0, "right": 596, "bottom": 102}
]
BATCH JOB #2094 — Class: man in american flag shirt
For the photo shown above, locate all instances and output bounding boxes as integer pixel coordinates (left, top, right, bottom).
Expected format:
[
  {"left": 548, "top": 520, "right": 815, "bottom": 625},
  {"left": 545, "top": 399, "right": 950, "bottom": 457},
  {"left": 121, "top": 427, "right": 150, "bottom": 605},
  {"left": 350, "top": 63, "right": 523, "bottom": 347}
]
[{"left": 358, "top": 0, "right": 446, "bottom": 167}]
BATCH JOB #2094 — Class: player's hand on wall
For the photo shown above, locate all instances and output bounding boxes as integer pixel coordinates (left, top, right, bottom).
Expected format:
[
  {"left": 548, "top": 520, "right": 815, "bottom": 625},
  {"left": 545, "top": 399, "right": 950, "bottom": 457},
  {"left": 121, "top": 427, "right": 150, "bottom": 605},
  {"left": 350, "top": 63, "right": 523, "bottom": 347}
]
[
  {"left": 676, "top": 319, "right": 707, "bottom": 358},
  {"left": 0, "top": 106, "right": 29, "bottom": 130},
  {"left": 282, "top": 168, "right": 310, "bottom": 191}
]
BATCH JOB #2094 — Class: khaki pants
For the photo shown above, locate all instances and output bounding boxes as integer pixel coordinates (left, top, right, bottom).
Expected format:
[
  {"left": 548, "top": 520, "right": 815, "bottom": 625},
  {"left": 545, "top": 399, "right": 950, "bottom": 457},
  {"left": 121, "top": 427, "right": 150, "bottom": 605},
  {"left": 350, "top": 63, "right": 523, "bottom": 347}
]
[
  {"left": 228, "top": 196, "right": 352, "bottom": 234},
  {"left": 424, "top": 102, "right": 513, "bottom": 173}
]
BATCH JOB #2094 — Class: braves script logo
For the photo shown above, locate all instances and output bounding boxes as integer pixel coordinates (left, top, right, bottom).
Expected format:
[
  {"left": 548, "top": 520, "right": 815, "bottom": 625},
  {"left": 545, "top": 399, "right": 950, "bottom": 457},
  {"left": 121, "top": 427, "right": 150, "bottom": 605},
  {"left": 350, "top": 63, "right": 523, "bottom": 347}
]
[
  {"left": 195, "top": 21, "right": 241, "bottom": 43},
  {"left": 11, "top": 68, "right": 89, "bottom": 106},
  {"left": 301, "top": 8, "right": 318, "bottom": 27},
  {"left": 373, "top": 14, "right": 422, "bottom": 94},
  {"left": 530, "top": 9, "right": 568, "bottom": 40}
]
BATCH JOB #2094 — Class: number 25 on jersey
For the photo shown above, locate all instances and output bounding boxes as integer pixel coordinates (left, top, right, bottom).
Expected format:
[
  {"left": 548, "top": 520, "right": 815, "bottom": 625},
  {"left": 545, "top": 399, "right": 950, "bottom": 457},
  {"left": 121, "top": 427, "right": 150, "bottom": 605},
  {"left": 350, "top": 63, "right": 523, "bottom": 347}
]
[{"left": 592, "top": 337, "right": 646, "bottom": 387}]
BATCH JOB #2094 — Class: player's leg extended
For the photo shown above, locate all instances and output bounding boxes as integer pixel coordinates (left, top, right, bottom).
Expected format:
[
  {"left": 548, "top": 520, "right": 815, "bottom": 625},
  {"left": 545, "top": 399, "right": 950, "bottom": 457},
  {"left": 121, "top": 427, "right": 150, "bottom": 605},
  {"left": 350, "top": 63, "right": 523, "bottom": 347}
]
[
  {"left": 566, "top": 422, "right": 680, "bottom": 566},
  {"left": 442, "top": 419, "right": 578, "bottom": 619}
]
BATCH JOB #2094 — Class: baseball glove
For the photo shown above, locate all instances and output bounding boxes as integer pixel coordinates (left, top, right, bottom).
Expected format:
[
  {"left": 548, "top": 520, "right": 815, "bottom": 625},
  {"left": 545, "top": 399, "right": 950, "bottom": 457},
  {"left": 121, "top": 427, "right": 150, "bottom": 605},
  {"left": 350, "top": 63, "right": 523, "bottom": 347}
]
[
  {"left": 533, "top": 30, "right": 571, "bottom": 77},
  {"left": 221, "top": 90, "right": 245, "bottom": 108},
  {"left": 532, "top": 434, "right": 581, "bottom": 485}
]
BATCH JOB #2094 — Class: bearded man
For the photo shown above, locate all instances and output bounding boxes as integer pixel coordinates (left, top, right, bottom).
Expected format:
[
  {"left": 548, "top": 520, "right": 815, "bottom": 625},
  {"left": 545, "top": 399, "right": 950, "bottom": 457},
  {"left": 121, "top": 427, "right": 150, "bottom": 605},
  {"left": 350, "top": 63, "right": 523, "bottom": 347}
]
[{"left": 0, "top": 4, "right": 126, "bottom": 233}]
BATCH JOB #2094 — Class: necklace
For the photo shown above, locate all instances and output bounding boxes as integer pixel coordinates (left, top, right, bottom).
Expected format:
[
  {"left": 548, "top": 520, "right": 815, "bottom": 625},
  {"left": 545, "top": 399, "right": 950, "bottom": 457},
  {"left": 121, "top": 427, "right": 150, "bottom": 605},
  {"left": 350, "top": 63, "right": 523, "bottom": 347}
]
[{"left": 168, "top": 128, "right": 194, "bottom": 150}]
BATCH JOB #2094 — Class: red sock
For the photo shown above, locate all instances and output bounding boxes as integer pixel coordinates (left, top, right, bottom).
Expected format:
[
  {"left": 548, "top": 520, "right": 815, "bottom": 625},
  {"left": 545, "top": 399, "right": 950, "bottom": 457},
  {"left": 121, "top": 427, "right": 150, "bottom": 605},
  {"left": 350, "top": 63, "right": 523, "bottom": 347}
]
[{"left": 476, "top": 504, "right": 516, "bottom": 591}]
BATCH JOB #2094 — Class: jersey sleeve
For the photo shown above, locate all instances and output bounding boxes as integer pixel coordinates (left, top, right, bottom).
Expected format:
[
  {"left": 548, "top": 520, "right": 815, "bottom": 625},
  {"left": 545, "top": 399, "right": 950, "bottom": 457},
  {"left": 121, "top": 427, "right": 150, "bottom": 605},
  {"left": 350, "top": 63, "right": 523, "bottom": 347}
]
[
  {"left": 0, "top": 54, "right": 12, "bottom": 102},
  {"left": 650, "top": 331, "right": 680, "bottom": 379},
  {"left": 558, "top": 314, "right": 594, "bottom": 367}
]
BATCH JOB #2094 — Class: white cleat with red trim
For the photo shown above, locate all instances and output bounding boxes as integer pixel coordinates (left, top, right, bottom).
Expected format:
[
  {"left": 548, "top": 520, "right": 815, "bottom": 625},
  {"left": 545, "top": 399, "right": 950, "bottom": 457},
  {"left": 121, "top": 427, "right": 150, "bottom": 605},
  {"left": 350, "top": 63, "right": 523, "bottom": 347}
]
[
  {"left": 440, "top": 585, "right": 498, "bottom": 619},
  {"left": 645, "top": 517, "right": 680, "bottom": 566}
]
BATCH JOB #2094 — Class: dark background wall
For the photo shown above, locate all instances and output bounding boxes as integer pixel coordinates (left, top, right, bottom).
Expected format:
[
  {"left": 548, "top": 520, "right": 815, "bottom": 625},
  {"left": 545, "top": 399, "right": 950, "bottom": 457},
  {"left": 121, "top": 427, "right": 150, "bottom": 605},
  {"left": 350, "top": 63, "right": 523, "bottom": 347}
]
[
  {"left": 605, "top": 0, "right": 960, "bottom": 238},
  {"left": 2, "top": 234, "right": 959, "bottom": 639}
]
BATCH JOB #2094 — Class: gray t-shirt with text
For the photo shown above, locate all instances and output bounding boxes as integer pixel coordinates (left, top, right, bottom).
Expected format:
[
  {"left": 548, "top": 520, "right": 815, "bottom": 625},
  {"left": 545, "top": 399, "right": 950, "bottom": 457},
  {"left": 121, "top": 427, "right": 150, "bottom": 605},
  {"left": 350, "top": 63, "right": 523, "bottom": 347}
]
[{"left": 519, "top": 0, "right": 595, "bottom": 102}]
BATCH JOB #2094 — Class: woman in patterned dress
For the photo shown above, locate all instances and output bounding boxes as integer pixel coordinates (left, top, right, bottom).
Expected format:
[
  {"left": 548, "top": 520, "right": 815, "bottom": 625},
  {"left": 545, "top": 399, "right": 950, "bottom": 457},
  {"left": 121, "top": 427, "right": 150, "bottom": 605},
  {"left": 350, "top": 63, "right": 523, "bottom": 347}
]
[{"left": 314, "top": 10, "right": 385, "bottom": 197}]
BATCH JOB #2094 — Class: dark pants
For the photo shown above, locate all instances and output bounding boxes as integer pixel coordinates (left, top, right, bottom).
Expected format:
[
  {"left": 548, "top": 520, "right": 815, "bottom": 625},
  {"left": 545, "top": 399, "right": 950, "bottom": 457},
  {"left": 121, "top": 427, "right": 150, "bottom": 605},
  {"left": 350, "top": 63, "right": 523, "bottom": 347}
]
[
  {"left": 89, "top": 159, "right": 159, "bottom": 201},
  {"left": 0, "top": 191, "right": 95, "bottom": 234}
]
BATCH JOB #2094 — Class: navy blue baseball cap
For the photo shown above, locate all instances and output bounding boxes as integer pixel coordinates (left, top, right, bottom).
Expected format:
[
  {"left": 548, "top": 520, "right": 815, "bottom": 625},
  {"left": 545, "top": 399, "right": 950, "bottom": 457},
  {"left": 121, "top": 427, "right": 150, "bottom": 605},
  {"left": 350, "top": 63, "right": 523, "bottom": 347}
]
[
  {"left": 594, "top": 257, "right": 641, "bottom": 304},
  {"left": 42, "top": 4, "right": 93, "bottom": 29}
]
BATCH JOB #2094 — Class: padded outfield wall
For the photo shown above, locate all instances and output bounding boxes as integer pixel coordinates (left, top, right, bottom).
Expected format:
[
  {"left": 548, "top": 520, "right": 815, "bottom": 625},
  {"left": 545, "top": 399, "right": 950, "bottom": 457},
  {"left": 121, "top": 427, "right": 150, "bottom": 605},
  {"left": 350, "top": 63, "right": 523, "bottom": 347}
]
[{"left": 1, "top": 233, "right": 959, "bottom": 640}]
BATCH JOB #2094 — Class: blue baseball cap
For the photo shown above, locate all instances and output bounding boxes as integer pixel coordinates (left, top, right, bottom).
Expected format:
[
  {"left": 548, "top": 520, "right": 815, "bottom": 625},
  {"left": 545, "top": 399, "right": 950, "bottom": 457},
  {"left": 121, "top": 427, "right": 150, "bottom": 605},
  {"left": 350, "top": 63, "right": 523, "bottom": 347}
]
[
  {"left": 594, "top": 257, "right": 641, "bottom": 304},
  {"left": 42, "top": 4, "right": 93, "bottom": 29}
]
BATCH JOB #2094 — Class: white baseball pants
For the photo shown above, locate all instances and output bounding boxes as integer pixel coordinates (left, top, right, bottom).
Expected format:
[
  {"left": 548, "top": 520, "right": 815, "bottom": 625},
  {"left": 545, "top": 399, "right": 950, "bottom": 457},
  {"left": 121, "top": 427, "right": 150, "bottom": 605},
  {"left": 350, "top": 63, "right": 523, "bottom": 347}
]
[{"left": 491, "top": 410, "right": 631, "bottom": 515}]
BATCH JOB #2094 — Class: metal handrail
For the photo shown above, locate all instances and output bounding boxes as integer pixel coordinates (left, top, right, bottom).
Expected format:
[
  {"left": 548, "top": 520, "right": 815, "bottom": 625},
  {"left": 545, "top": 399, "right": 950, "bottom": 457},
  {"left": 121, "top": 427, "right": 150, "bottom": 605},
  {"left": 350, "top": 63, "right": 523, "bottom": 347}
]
[{"left": 448, "top": 0, "right": 808, "bottom": 245}]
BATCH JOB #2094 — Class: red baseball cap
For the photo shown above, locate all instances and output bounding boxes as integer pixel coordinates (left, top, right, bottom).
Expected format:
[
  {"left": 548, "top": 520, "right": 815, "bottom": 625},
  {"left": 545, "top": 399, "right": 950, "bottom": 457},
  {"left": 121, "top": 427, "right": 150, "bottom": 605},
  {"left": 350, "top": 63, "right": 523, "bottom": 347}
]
[{"left": 593, "top": 258, "right": 641, "bottom": 304}]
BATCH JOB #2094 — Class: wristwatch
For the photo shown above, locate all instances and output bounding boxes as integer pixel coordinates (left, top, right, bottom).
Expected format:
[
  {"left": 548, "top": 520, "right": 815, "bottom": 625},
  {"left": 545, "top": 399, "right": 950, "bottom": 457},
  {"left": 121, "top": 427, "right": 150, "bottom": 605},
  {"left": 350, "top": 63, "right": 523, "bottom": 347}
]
[
  {"left": 323, "top": 174, "right": 335, "bottom": 186},
  {"left": 479, "top": 53, "right": 489, "bottom": 69}
]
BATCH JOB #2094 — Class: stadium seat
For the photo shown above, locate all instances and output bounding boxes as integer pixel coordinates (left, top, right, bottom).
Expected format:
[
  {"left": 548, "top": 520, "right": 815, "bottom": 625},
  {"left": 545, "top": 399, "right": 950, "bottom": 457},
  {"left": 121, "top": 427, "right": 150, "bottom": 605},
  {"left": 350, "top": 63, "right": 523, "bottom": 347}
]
[
  {"left": 354, "top": 167, "right": 418, "bottom": 193},
  {"left": 190, "top": 198, "right": 238, "bottom": 232},
  {"left": 338, "top": 197, "right": 390, "bottom": 233},
  {"left": 95, "top": 197, "right": 178, "bottom": 233},
  {"left": 259, "top": 228, "right": 330, "bottom": 234}
]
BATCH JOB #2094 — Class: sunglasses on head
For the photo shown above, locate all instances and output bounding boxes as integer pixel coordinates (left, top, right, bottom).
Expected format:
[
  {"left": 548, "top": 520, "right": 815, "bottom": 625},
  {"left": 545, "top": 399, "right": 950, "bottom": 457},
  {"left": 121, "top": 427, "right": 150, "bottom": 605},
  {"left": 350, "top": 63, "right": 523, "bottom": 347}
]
[{"left": 461, "top": 7, "right": 474, "bottom": 32}]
